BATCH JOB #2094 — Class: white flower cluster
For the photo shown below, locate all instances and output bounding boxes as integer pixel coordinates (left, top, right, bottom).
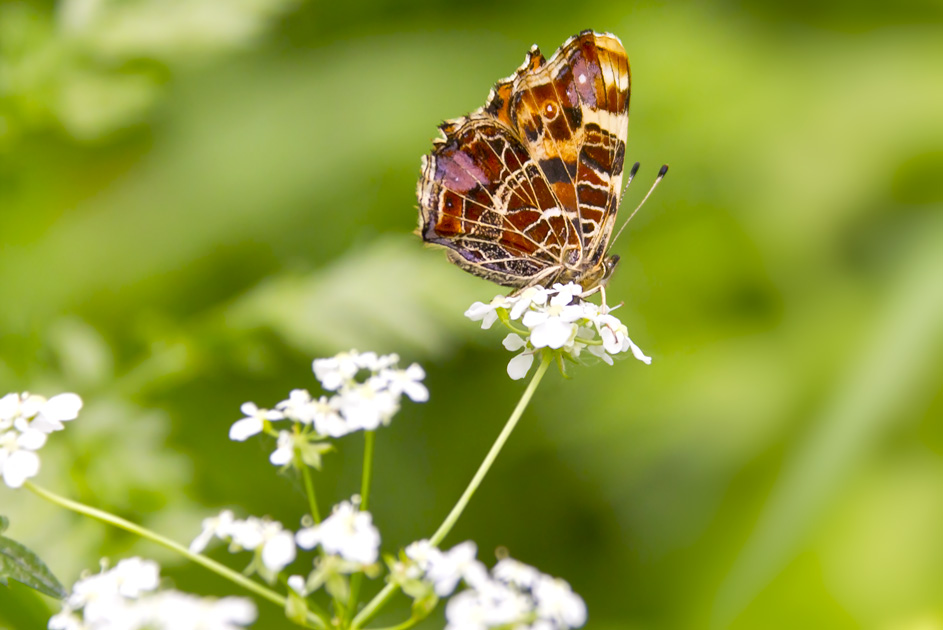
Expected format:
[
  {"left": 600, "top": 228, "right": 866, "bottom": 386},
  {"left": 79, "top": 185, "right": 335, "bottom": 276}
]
[
  {"left": 295, "top": 499, "right": 380, "bottom": 565},
  {"left": 189, "top": 511, "right": 297, "bottom": 578},
  {"left": 403, "top": 541, "right": 586, "bottom": 630},
  {"left": 465, "top": 283, "right": 651, "bottom": 380},
  {"left": 190, "top": 499, "right": 380, "bottom": 589},
  {"left": 48, "top": 557, "right": 256, "bottom": 630},
  {"left": 230, "top": 351, "right": 428, "bottom": 465},
  {"left": 0, "top": 392, "right": 82, "bottom": 488}
]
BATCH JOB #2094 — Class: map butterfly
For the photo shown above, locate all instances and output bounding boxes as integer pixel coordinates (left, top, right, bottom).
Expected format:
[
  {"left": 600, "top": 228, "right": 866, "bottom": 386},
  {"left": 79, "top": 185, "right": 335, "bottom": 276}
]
[{"left": 418, "top": 30, "right": 637, "bottom": 291}]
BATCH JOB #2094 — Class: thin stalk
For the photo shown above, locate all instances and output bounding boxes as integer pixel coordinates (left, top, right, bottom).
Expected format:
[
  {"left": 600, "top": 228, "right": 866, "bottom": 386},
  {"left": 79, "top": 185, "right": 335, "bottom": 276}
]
[
  {"left": 369, "top": 614, "right": 425, "bottom": 630},
  {"left": 346, "top": 430, "right": 377, "bottom": 624},
  {"left": 350, "top": 353, "right": 552, "bottom": 629},
  {"left": 25, "top": 482, "right": 327, "bottom": 630},
  {"left": 299, "top": 455, "right": 322, "bottom": 523},
  {"left": 360, "top": 431, "right": 376, "bottom": 511},
  {"left": 430, "top": 353, "right": 551, "bottom": 546}
]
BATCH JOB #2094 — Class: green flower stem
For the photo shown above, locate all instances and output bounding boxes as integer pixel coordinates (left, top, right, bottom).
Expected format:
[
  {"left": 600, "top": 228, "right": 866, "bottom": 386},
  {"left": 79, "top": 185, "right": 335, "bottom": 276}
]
[
  {"left": 24, "top": 481, "right": 327, "bottom": 630},
  {"left": 499, "top": 320, "right": 531, "bottom": 337},
  {"left": 345, "top": 430, "right": 377, "bottom": 624},
  {"left": 369, "top": 613, "right": 425, "bottom": 630},
  {"left": 360, "top": 430, "right": 376, "bottom": 511},
  {"left": 350, "top": 353, "right": 553, "bottom": 630},
  {"left": 299, "top": 454, "right": 322, "bottom": 523}
]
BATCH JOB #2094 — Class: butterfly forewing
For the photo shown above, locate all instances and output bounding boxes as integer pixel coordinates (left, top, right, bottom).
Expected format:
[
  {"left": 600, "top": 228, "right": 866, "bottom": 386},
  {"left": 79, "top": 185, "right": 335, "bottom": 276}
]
[{"left": 418, "top": 30, "right": 631, "bottom": 289}]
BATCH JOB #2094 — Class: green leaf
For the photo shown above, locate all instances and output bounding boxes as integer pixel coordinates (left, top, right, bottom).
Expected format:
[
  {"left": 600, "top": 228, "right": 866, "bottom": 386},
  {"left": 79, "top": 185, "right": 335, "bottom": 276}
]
[
  {"left": 0, "top": 532, "right": 67, "bottom": 599},
  {"left": 0, "top": 516, "right": 8, "bottom": 534}
]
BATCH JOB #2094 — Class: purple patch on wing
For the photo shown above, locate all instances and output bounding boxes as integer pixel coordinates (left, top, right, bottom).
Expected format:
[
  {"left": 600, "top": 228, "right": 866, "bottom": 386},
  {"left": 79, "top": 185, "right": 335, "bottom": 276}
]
[{"left": 438, "top": 149, "right": 487, "bottom": 193}]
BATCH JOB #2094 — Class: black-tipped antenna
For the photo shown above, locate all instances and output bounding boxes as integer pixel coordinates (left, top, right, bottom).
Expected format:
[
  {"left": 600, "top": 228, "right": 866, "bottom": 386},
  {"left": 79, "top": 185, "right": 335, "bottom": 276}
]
[
  {"left": 620, "top": 162, "right": 641, "bottom": 200},
  {"left": 608, "top": 164, "right": 669, "bottom": 250}
]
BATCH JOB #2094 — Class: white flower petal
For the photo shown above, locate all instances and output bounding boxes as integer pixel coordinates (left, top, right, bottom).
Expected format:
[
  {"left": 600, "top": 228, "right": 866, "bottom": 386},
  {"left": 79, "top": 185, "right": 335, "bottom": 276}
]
[
  {"left": 295, "top": 526, "right": 319, "bottom": 550},
  {"left": 507, "top": 353, "right": 534, "bottom": 380},
  {"left": 530, "top": 319, "right": 575, "bottom": 349},
  {"left": 42, "top": 393, "right": 83, "bottom": 422},
  {"left": 502, "top": 334, "right": 526, "bottom": 351},
  {"left": 403, "top": 381, "right": 429, "bottom": 403},
  {"left": 17, "top": 428, "right": 48, "bottom": 450},
  {"left": 214, "top": 597, "right": 258, "bottom": 625},
  {"left": 464, "top": 301, "right": 492, "bottom": 321},
  {"left": 287, "top": 574, "right": 306, "bottom": 594},
  {"left": 588, "top": 344, "right": 614, "bottom": 366},
  {"left": 269, "top": 445, "right": 293, "bottom": 466},
  {"left": 533, "top": 575, "right": 587, "bottom": 627},
  {"left": 2, "top": 450, "right": 40, "bottom": 487},
  {"left": 521, "top": 310, "right": 548, "bottom": 329},
  {"left": 229, "top": 417, "right": 263, "bottom": 441},
  {"left": 627, "top": 338, "right": 652, "bottom": 364},
  {"left": 310, "top": 500, "right": 380, "bottom": 564},
  {"left": 261, "top": 531, "right": 297, "bottom": 571}
]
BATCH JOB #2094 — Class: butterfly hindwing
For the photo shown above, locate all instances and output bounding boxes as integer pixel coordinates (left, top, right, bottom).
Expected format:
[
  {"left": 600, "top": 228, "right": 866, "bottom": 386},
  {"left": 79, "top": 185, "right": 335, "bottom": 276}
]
[{"left": 418, "top": 31, "right": 631, "bottom": 289}]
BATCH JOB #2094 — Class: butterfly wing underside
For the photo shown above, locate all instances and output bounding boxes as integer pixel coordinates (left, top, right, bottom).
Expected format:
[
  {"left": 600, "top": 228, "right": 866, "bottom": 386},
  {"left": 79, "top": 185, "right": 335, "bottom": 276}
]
[{"left": 418, "top": 31, "right": 631, "bottom": 289}]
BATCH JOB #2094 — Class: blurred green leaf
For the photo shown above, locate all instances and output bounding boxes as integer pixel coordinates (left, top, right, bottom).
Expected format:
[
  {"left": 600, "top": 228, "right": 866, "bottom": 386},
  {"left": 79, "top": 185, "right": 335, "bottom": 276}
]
[{"left": 0, "top": 529, "right": 66, "bottom": 600}]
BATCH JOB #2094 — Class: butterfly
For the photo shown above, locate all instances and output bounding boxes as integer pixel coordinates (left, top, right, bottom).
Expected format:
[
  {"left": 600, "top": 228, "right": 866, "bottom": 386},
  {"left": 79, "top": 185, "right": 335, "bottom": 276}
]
[{"left": 417, "top": 30, "right": 641, "bottom": 291}]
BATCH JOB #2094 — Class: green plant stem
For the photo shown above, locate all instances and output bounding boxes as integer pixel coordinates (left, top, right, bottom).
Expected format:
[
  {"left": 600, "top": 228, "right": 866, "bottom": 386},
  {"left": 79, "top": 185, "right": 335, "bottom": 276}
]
[
  {"left": 24, "top": 481, "right": 327, "bottom": 630},
  {"left": 360, "top": 430, "right": 376, "bottom": 511},
  {"left": 346, "top": 430, "right": 377, "bottom": 625},
  {"left": 430, "top": 353, "right": 551, "bottom": 545},
  {"left": 369, "top": 614, "right": 425, "bottom": 630},
  {"left": 350, "top": 353, "right": 553, "bottom": 629},
  {"left": 299, "top": 455, "right": 322, "bottom": 523}
]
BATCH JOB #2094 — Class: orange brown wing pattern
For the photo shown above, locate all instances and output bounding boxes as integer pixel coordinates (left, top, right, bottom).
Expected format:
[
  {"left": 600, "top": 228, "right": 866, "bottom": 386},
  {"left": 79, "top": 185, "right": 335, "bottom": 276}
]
[{"left": 418, "top": 31, "right": 631, "bottom": 289}]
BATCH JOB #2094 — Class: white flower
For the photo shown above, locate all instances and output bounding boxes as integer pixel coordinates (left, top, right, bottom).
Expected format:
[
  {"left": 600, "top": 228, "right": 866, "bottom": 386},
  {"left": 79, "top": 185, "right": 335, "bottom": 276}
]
[
  {"left": 588, "top": 306, "right": 651, "bottom": 364},
  {"left": 275, "top": 389, "right": 316, "bottom": 424},
  {"left": 260, "top": 529, "right": 297, "bottom": 572},
  {"left": 310, "top": 395, "right": 349, "bottom": 437},
  {"left": 269, "top": 430, "right": 295, "bottom": 466},
  {"left": 0, "top": 393, "right": 19, "bottom": 430},
  {"left": 278, "top": 390, "right": 349, "bottom": 437},
  {"left": 521, "top": 294, "right": 584, "bottom": 350},
  {"left": 47, "top": 610, "right": 84, "bottom": 630},
  {"left": 287, "top": 574, "right": 307, "bottom": 595},
  {"left": 404, "top": 539, "right": 437, "bottom": 568},
  {"left": 532, "top": 575, "right": 587, "bottom": 627},
  {"left": 144, "top": 591, "right": 257, "bottom": 629},
  {"left": 313, "top": 352, "right": 363, "bottom": 391},
  {"left": 30, "top": 393, "right": 83, "bottom": 433},
  {"left": 376, "top": 363, "right": 429, "bottom": 403},
  {"left": 205, "top": 515, "right": 296, "bottom": 573},
  {"left": 508, "top": 286, "right": 551, "bottom": 320},
  {"left": 425, "top": 541, "right": 483, "bottom": 597},
  {"left": 492, "top": 557, "right": 541, "bottom": 589},
  {"left": 296, "top": 500, "right": 379, "bottom": 565},
  {"left": 338, "top": 384, "right": 399, "bottom": 432},
  {"left": 468, "top": 283, "right": 651, "bottom": 379},
  {"left": 190, "top": 510, "right": 236, "bottom": 553},
  {"left": 0, "top": 392, "right": 83, "bottom": 434},
  {"left": 433, "top": 551, "right": 587, "bottom": 630},
  {"left": 465, "top": 295, "right": 514, "bottom": 329},
  {"left": 67, "top": 557, "right": 160, "bottom": 623},
  {"left": 0, "top": 428, "right": 47, "bottom": 488},
  {"left": 53, "top": 558, "right": 256, "bottom": 630},
  {"left": 502, "top": 334, "right": 535, "bottom": 381},
  {"left": 445, "top": 582, "right": 532, "bottom": 630},
  {"left": 229, "top": 402, "right": 284, "bottom": 441}
]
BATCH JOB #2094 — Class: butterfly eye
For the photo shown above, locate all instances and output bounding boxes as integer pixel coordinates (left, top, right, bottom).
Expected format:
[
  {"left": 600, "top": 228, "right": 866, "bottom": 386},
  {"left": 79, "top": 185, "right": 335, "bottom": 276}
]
[{"left": 542, "top": 101, "right": 558, "bottom": 119}]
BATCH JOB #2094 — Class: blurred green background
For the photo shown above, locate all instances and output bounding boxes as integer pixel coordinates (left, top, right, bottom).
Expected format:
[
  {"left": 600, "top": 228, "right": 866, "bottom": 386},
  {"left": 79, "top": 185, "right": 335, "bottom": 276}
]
[{"left": 2, "top": 0, "right": 942, "bottom": 628}]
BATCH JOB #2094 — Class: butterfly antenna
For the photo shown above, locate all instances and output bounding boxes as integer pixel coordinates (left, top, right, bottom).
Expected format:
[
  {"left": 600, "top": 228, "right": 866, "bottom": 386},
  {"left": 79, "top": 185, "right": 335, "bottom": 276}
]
[
  {"left": 620, "top": 161, "right": 641, "bottom": 201},
  {"left": 608, "top": 164, "right": 668, "bottom": 250}
]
